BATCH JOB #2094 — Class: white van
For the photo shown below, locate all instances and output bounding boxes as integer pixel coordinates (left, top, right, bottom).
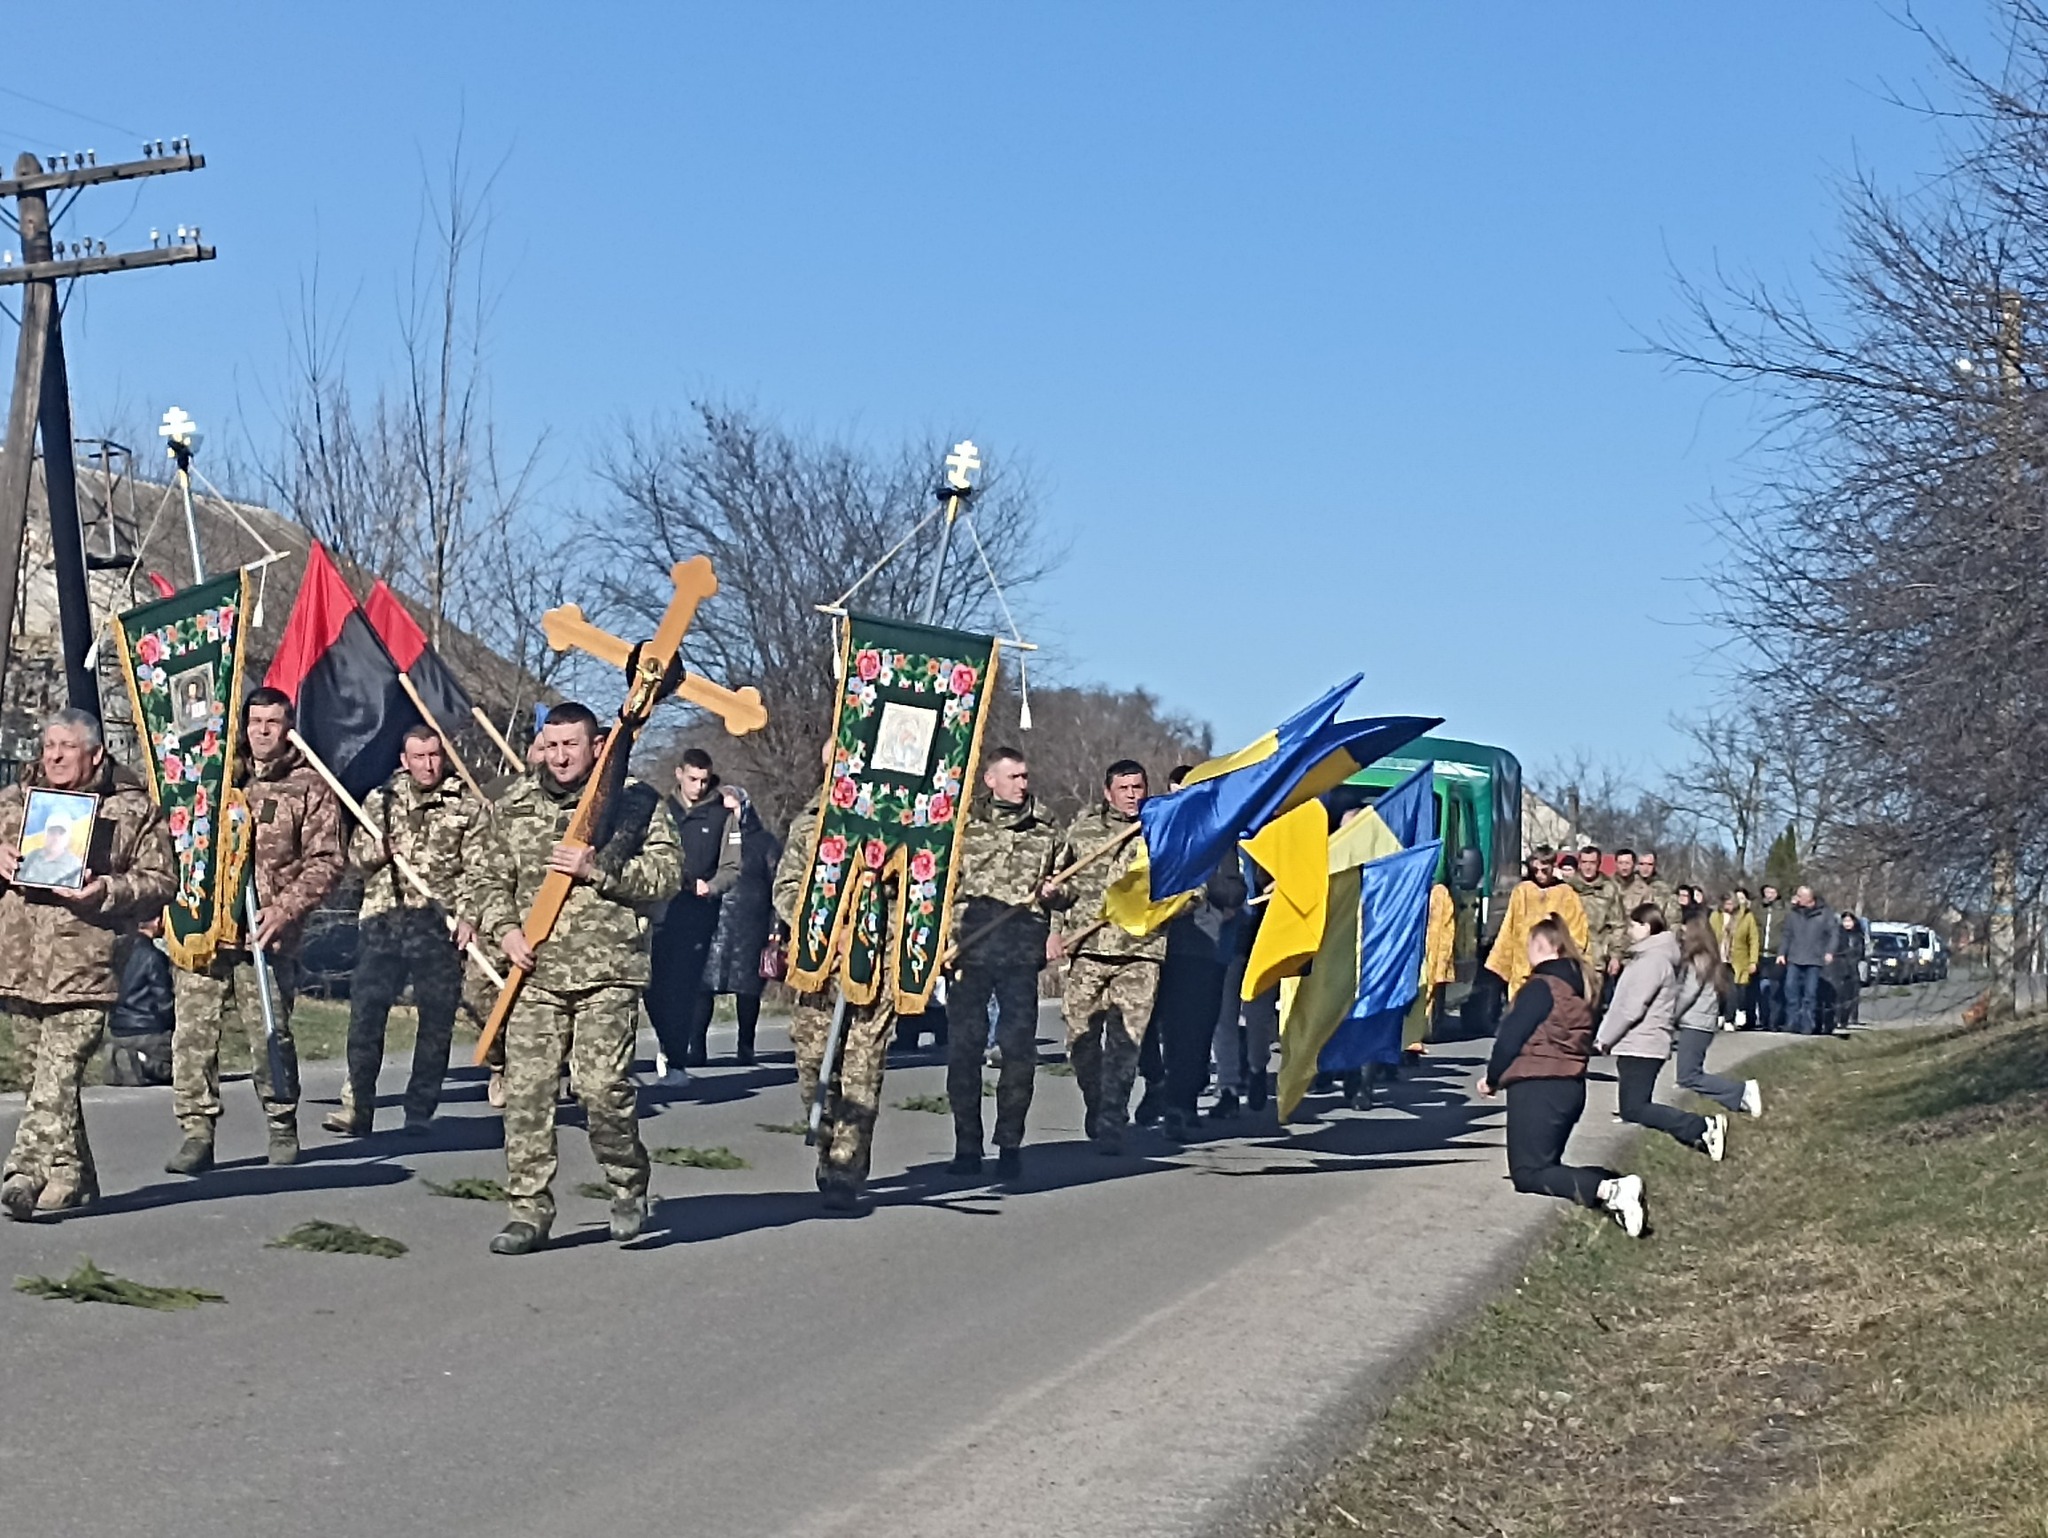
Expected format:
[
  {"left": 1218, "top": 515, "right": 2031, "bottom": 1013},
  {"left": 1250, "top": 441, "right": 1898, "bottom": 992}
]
[{"left": 1909, "top": 926, "right": 1947, "bottom": 981}]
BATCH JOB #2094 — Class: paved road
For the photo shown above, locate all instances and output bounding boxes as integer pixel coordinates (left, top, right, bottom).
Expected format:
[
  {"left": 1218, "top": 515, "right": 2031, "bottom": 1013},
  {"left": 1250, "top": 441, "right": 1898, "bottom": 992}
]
[{"left": 0, "top": 990, "right": 1959, "bottom": 1538}]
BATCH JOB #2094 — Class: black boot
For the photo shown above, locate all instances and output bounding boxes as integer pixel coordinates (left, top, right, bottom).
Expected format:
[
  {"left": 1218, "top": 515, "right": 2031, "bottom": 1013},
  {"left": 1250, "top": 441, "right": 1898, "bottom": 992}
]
[
  {"left": 946, "top": 1145, "right": 983, "bottom": 1176},
  {"left": 1133, "top": 1080, "right": 1167, "bottom": 1127},
  {"left": 994, "top": 1147, "right": 1023, "bottom": 1181}
]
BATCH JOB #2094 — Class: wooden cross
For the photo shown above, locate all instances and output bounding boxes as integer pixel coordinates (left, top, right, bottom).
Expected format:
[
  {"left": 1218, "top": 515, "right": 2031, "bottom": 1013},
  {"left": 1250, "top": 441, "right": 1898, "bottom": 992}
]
[
  {"left": 540, "top": 557, "right": 768, "bottom": 734},
  {"left": 471, "top": 555, "right": 765, "bottom": 1065}
]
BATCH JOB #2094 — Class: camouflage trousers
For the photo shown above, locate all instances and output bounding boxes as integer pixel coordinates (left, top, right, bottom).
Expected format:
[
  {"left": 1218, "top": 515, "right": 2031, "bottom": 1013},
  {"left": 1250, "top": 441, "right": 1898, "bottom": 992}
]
[
  {"left": 339, "top": 910, "right": 465, "bottom": 1127},
  {"left": 172, "top": 952, "right": 302, "bottom": 1136},
  {"left": 1062, "top": 954, "right": 1161, "bottom": 1135},
  {"left": 501, "top": 983, "right": 649, "bottom": 1233},
  {"left": 2, "top": 1003, "right": 105, "bottom": 1200},
  {"left": 790, "top": 987, "right": 898, "bottom": 1191},
  {"left": 947, "top": 964, "right": 1042, "bottom": 1151}
]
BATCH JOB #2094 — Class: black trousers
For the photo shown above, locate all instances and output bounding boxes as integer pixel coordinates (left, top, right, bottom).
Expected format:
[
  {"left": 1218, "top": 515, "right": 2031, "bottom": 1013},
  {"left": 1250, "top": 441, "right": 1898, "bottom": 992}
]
[
  {"left": 1615, "top": 1053, "right": 1709, "bottom": 1148},
  {"left": 1158, "top": 957, "right": 1226, "bottom": 1115},
  {"left": 1504, "top": 1077, "right": 1613, "bottom": 1206},
  {"left": 690, "top": 991, "right": 762, "bottom": 1061},
  {"left": 647, "top": 901, "right": 718, "bottom": 1064}
]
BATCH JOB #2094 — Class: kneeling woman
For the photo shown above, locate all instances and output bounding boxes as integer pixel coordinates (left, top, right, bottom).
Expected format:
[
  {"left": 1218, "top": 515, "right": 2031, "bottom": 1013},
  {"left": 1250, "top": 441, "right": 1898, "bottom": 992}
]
[
  {"left": 1601, "top": 905, "right": 1726, "bottom": 1161},
  {"left": 1476, "top": 916, "right": 1646, "bottom": 1237}
]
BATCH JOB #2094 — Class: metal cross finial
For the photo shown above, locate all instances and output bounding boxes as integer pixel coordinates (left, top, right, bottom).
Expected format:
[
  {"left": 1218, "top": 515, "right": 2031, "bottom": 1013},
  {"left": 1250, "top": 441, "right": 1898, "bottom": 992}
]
[
  {"left": 944, "top": 439, "right": 982, "bottom": 493},
  {"left": 159, "top": 405, "right": 199, "bottom": 457}
]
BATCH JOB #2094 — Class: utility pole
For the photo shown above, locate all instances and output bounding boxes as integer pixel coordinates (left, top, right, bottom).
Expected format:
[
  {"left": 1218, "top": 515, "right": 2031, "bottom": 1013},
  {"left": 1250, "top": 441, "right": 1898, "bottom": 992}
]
[{"left": 0, "top": 141, "right": 214, "bottom": 719}]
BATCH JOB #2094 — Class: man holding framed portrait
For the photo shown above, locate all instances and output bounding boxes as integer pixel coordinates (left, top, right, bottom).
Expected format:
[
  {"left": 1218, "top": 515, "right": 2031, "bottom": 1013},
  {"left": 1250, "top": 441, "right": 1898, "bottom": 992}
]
[{"left": 0, "top": 709, "right": 175, "bottom": 1220}]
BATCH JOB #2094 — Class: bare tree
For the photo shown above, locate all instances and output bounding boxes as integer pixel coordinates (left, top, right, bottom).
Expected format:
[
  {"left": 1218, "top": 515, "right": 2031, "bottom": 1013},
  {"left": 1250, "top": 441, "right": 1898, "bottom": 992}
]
[
  {"left": 1659, "top": 1, "right": 2048, "bottom": 1011},
  {"left": 585, "top": 404, "right": 1063, "bottom": 826}
]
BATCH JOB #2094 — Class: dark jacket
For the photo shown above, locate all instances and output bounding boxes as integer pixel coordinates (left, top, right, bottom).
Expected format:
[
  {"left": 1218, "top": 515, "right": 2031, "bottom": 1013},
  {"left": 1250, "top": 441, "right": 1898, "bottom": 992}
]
[
  {"left": 1782, "top": 902, "right": 1839, "bottom": 967},
  {"left": 1489, "top": 958, "right": 1595, "bottom": 1086},
  {"left": 1164, "top": 855, "right": 1251, "bottom": 969},
  {"left": 701, "top": 804, "right": 783, "bottom": 997}
]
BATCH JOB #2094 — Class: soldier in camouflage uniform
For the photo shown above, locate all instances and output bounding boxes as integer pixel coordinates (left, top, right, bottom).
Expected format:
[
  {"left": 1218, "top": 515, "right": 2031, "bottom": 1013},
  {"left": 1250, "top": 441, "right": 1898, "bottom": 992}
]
[
  {"left": 1636, "top": 850, "right": 1683, "bottom": 929},
  {"left": 467, "top": 702, "right": 680, "bottom": 1255},
  {"left": 167, "top": 688, "right": 345, "bottom": 1173},
  {"left": 324, "top": 724, "right": 489, "bottom": 1138},
  {"left": 1561, "top": 845, "right": 1624, "bottom": 983},
  {"left": 1057, "top": 759, "right": 1163, "bottom": 1156},
  {"left": 0, "top": 710, "right": 175, "bottom": 1219},
  {"left": 942, "top": 746, "right": 1068, "bottom": 1181},
  {"left": 773, "top": 784, "right": 906, "bottom": 1211}
]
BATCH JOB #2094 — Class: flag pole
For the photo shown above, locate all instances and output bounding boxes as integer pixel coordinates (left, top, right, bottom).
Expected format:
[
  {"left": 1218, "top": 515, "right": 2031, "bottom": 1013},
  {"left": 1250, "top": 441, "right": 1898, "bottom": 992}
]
[
  {"left": 160, "top": 405, "right": 289, "bottom": 1097},
  {"left": 472, "top": 705, "right": 525, "bottom": 774},
  {"left": 942, "top": 824, "right": 1140, "bottom": 966},
  {"left": 285, "top": 727, "right": 507, "bottom": 991}
]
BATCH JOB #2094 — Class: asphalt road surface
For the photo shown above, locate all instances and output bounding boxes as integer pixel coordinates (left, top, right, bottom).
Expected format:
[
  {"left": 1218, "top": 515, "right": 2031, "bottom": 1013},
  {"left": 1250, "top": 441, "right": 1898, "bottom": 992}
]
[{"left": 0, "top": 990, "right": 1960, "bottom": 1538}]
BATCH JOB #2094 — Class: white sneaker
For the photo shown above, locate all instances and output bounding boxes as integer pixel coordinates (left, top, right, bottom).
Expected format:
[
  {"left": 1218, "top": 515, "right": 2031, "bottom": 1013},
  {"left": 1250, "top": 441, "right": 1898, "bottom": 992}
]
[
  {"left": 1599, "top": 1174, "right": 1646, "bottom": 1238},
  {"left": 1702, "top": 1113, "right": 1727, "bottom": 1163},
  {"left": 1740, "top": 1079, "right": 1763, "bottom": 1119},
  {"left": 654, "top": 1045, "right": 671, "bottom": 1078}
]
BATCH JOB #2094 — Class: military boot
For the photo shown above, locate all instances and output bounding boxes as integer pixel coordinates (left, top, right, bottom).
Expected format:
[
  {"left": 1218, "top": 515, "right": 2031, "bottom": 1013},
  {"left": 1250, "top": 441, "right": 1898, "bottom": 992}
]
[
  {"left": 946, "top": 1143, "right": 983, "bottom": 1176},
  {"left": 818, "top": 1172, "right": 863, "bottom": 1213},
  {"left": 609, "top": 1194, "right": 650, "bottom": 1242},
  {"left": 321, "top": 1108, "right": 370, "bottom": 1138},
  {"left": 0, "top": 1173, "right": 38, "bottom": 1220},
  {"left": 35, "top": 1170, "right": 93, "bottom": 1213},
  {"left": 994, "top": 1147, "right": 1023, "bottom": 1182},
  {"left": 267, "top": 1119, "right": 300, "bottom": 1166},
  {"left": 489, "top": 1221, "right": 547, "bottom": 1256},
  {"left": 164, "top": 1133, "right": 214, "bottom": 1176}
]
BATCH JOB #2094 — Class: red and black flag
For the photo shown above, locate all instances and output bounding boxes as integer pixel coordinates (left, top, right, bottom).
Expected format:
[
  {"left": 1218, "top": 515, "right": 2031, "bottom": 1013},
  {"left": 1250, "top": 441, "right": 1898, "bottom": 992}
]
[
  {"left": 265, "top": 542, "right": 421, "bottom": 800},
  {"left": 363, "top": 579, "right": 476, "bottom": 735}
]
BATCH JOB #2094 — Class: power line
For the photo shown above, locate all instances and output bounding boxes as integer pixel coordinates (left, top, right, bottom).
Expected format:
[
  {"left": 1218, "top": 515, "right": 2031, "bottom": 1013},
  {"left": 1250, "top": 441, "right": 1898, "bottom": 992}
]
[{"left": 0, "top": 87, "right": 140, "bottom": 139}]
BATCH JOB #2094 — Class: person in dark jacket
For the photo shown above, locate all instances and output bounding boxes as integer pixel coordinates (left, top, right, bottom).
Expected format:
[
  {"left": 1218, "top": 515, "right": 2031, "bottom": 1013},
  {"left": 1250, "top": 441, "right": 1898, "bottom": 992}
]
[
  {"left": 106, "top": 919, "right": 175, "bottom": 1086},
  {"left": 694, "top": 786, "right": 782, "bottom": 1066},
  {"left": 1823, "top": 909, "right": 1865, "bottom": 1034},
  {"left": 1156, "top": 852, "right": 1248, "bottom": 1142},
  {"left": 1475, "top": 915, "right": 1646, "bottom": 1237},
  {"left": 1778, "top": 886, "right": 1838, "bottom": 1036},
  {"left": 645, "top": 749, "right": 740, "bottom": 1081}
]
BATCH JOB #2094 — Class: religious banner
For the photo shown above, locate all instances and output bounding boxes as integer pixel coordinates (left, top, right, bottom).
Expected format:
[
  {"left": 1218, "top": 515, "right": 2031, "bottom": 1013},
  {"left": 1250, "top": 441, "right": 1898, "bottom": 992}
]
[
  {"left": 787, "top": 613, "right": 1001, "bottom": 1012},
  {"left": 113, "top": 570, "right": 253, "bottom": 969}
]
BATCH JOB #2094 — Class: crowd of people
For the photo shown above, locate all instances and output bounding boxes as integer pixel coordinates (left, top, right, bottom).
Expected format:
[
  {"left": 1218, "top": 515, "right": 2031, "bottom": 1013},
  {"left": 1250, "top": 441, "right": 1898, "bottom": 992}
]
[
  {"left": 1474, "top": 841, "right": 1873, "bottom": 1236},
  {"left": 0, "top": 689, "right": 1863, "bottom": 1254}
]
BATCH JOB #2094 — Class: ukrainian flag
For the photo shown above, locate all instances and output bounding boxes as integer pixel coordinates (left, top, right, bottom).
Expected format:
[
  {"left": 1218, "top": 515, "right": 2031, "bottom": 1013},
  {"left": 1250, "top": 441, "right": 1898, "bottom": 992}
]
[
  {"left": 1242, "top": 759, "right": 1436, "bottom": 999},
  {"left": 1276, "top": 839, "right": 1441, "bottom": 1118},
  {"left": 1131, "top": 676, "right": 1437, "bottom": 907}
]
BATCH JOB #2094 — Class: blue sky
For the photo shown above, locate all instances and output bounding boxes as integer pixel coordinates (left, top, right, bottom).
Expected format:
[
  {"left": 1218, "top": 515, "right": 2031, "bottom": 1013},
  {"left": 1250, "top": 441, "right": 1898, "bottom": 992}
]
[{"left": 15, "top": 3, "right": 2001, "bottom": 779}]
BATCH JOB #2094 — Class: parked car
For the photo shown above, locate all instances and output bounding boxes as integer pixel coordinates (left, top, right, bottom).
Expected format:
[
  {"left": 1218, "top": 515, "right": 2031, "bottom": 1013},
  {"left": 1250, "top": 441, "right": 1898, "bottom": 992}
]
[
  {"left": 1910, "top": 925, "right": 1949, "bottom": 980},
  {"left": 1869, "top": 930, "right": 1914, "bottom": 985}
]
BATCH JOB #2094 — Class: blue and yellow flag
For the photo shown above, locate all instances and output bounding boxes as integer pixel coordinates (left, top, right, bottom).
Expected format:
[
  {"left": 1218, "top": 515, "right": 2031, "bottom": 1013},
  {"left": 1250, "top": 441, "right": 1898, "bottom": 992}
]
[
  {"left": 1277, "top": 840, "right": 1441, "bottom": 1117},
  {"left": 1123, "top": 676, "right": 1436, "bottom": 911},
  {"left": 1242, "top": 760, "right": 1435, "bottom": 998}
]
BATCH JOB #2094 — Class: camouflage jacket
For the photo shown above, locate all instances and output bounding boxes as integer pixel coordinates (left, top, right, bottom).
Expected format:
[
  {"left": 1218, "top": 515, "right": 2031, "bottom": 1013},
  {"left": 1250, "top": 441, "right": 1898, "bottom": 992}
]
[
  {"left": 466, "top": 769, "right": 680, "bottom": 993},
  {"left": 1616, "top": 874, "right": 1680, "bottom": 931},
  {"left": 772, "top": 793, "right": 822, "bottom": 930},
  {"left": 0, "top": 758, "right": 175, "bottom": 1007},
  {"left": 352, "top": 767, "right": 490, "bottom": 926},
  {"left": 950, "top": 793, "right": 1068, "bottom": 973},
  {"left": 1056, "top": 800, "right": 1164, "bottom": 963},
  {"left": 242, "top": 745, "right": 346, "bottom": 954},
  {"left": 1563, "top": 871, "right": 1624, "bottom": 966}
]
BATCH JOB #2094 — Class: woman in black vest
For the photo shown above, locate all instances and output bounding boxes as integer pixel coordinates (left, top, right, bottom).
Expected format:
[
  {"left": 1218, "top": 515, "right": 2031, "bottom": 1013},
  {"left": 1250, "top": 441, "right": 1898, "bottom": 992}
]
[
  {"left": 695, "top": 787, "right": 782, "bottom": 1066},
  {"left": 1475, "top": 916, "right": 1647, "bottom": 1237}
]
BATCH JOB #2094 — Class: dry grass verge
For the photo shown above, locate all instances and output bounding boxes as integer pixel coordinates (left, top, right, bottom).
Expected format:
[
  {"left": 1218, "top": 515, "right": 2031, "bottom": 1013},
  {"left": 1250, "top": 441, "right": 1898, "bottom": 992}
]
[{"left": 1277, "top": 1016, "right": 2048, "bottom": 1537}]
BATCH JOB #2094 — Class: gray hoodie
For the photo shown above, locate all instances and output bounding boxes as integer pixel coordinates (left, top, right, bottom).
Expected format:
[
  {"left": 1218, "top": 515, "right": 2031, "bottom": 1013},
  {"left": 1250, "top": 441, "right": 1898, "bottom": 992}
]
[
  {"left": 1673, "top": 961, "right": 1724, "bottom": 1035},
  {"left": 1597, "top": 929, "right": 1682, "bottom": 1060}
]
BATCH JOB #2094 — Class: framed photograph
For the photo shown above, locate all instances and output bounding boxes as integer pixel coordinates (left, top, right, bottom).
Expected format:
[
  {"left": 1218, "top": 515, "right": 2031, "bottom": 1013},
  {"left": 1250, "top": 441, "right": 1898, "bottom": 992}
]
[{"left": 17, "top": 788, "right": 98, "bottom": 892}]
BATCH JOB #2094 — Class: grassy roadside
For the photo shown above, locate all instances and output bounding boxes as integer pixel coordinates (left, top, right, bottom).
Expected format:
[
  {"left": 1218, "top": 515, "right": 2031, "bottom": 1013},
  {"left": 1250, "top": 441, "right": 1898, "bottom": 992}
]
[{"left": 1278, "top": 1016, "right": 2048, "bottom": 1537}]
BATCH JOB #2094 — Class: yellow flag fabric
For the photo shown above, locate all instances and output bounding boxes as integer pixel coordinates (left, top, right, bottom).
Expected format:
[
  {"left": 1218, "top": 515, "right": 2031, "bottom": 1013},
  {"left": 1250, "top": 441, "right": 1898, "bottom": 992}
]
[
  {"left": 1482, "top": 880, "right": 1588, "bottom": 995},
  {"left": 1327, "top": 804, "right": 1403, "bottom": 874},
  {"left": 1102, "top": 841, "right": 1197, "bottom": 936},
  {"left": 1276, "top": 865, "right": 1364, "bottom": 1118},
  {"left": 1240, "top": 802, "right": 1330, "bottom": 999},
  {"left": 1182, "top": 728, "right": 1280, "bottom": 787}
]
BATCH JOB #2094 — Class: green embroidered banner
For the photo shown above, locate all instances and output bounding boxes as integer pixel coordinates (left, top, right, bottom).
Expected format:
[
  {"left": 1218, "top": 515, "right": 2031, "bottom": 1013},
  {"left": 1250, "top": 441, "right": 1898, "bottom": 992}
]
[
  {"left": 788, "top": 613, "right": 1000, "bottom": 1012},
  {"left": 113, "top": 571, "right": 252, "bottom": 969}
]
